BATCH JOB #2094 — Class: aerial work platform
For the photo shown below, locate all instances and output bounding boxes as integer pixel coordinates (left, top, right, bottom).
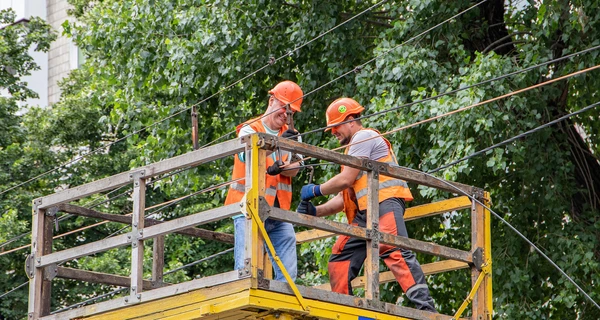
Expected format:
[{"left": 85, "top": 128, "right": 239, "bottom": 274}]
[{"left": 27, "top": 133, "right": 492, "bottom": 320}]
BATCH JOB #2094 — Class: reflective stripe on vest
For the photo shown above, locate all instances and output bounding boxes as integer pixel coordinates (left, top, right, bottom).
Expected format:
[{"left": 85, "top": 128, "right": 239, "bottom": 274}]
[
  {"left": 224, "top": 117, "right": 293, "bottom": 210},
  {"left": 343, "top": 129, "right": 413, "bottom": 212},
  {"left": 355, "top": 178, "right": 409, "bottom": 200},
  {"left": 230, "top": 182, "right": 245, "bottom": 192}
]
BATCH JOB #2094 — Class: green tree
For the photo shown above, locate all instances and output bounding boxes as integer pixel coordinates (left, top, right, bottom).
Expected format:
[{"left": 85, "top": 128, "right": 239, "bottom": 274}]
[
  {"left": 0, "top": 8, "right": 57, "bottom": 319},
  {"left": 2, "top": 0, "right": 600, "bottom": 319}
]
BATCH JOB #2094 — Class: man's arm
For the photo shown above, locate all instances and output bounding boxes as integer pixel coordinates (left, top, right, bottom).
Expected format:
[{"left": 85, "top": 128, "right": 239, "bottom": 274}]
[
  {"left": 280, "top": 160, "right": 300, "bottom": 177},
  {"left": 319, "top": 166, "right": 361, "bottom": 195},
  {"left": 314, "top": 193, "right": 344, "bottom": 217}
]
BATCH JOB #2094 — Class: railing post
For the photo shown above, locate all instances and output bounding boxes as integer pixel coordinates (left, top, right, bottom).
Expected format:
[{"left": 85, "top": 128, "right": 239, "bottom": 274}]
[
  {"left": 152, "top": 235, "right": 165, "bottom": 286},
  {"left": 28, "top": 199, "right": 54, "bottom": 319},
  {"left": 484, "top": 192, "right": 493, "bottom": 317},
  {"left": 245, "top": 134, "right": 267, "bottom": 285},
  {"left": 129, "top": 170, "right": 146, "bottom": 303},
  {"left": 365, "top": 169, "right": 380, "bottom": 302},
  {"left": 471, "top": 192, "right": 492, "bottom": 319}
]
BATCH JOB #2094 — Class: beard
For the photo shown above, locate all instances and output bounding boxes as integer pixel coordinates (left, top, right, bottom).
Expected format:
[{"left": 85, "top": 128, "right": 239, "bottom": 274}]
[{"left": 339, "top": 136, "right": 351, "bottom": 146}]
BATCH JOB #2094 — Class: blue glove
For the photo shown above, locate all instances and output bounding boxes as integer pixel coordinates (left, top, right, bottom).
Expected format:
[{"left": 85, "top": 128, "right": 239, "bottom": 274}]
[
  {"left": 297, "top": 201, "right": 316, "bottom": 216},
  {"left": 300, "top": 184, "right": 322, "bottom": 201}
]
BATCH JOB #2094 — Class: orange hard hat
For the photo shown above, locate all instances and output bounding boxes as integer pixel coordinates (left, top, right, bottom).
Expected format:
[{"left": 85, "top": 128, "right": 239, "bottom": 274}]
[
  {"left": 325, "top": 97, "right": 364, "bottom": 131},
  {"left": 268, "top": 80, "right": 303, "bottom": 112}
]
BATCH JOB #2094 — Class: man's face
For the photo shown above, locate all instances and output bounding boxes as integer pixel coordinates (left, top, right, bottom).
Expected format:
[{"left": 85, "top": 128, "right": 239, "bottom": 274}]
[
  {"left": 331, "top": 122, "right": 352, "bottom": 146},
  {"left": 268, "top": 98, "right": 292, "bottom": 130}
]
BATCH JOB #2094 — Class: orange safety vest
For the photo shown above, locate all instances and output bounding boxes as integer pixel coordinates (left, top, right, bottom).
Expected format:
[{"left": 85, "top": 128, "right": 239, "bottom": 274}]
[
  {"left": 224, "top": 118, "right": 293, "bottom": 210},
  {"left": 341, "top": 129, "right": 413, "bottom": 223}
]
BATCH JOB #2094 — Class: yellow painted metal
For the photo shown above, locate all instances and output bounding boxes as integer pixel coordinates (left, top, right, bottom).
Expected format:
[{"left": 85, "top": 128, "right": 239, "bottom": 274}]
[
  {"left": 84, "top": 279, "right": 251, "bottom": 320},
  {"left": 246, "top": 134, "right": 307, "bottom": 311},
  {"left": 247, "top": 288, "right": 413, "bottom": 320},
  {"left": 484, "top": 191, "right": 493, "bottom": 316},
  {"left": 452, "top": 260, "right": 492, "bottom": 320},
  {"left": 404, "top": 196, "right": 472, "bottom": 220}
]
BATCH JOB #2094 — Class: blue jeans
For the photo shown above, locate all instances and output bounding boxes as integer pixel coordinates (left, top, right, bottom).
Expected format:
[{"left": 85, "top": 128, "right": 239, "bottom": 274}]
[{"left": 233, "top": 216, "right": 297, "bottom": 281}]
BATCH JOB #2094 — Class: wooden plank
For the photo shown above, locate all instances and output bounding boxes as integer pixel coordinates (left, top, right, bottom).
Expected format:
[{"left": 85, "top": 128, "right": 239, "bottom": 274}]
[
  {"left": 141, "top": 204, "right": 241, "bottom": 239},
  {"left": 36, "top": 138, "right": 244, "bottom": 209},
  {"left": 38, "top": 233, "right": 131, "bottom": 267},
  {"left": 56, "top": 267, "right": 158, "bottom": 290},
  {"left": 295, "top": 229, "right": 334, "bottom": 244},
  {"left": 40, "top": 273, "right": 249, "bottom": 320},
  {"left": 314, "top": 260, "right": 469, "bottom": 290},
  {"left": 267, "top": 205, "right": 472, "bottom": 263},
  {"left": 130, "top": 173, "right": 146, "bottom": 301},
  {"left": 379, "top": 232, "right": 472, "bottom": 263},
  {"left": 27, "top": 203, "right": 43, "bottom": 318},
  {"left": 57, "top": 203, "right": 234, "bottom": 244},
  {"left": 364, "top": 171, "right": 380, "bottom": 301},
  {"left": 259, "top": 133, "right": 480, "bottom": 195},
  {"left": 152, "top": 235, "right": 165, "bottom": 285},
  {"left": 295, "top": 196, "right": 473, "bottom": 244}
]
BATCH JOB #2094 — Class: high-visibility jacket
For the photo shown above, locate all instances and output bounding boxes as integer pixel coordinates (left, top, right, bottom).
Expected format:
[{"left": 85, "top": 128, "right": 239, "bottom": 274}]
[
  {"left": 224, "top": 118, "right": 293, "bottom": 210},
  {"left": 341, "top": 129, "right": 413, "bottom": 222}
]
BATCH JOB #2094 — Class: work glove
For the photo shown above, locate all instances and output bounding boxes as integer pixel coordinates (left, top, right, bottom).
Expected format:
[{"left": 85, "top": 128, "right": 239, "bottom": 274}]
[
  {"left": 267, "top": 160, "right": 284, "bottom": 176},
  {"left": 300, "top": 183, "right": 322, "bottom": 201},
  {"left": 297, "top": 201, "right": 316, "bottom": 216},
  {"left": 281, "top": 129, "right": 299, "bottom": 141}
]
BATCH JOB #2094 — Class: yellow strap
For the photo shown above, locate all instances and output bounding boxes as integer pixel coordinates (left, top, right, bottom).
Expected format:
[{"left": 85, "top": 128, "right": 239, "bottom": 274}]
[
  {"left": 452, "top": 261, "right": 491, "bottom": 320},
  {"left": 246, "top": 202, "right": 308, "bottom": 311}
]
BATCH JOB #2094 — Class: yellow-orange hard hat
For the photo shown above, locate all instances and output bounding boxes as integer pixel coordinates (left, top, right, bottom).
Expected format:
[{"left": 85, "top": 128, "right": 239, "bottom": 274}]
[
  {"left": 269, "top": 80, "right": 303, "bottom": 112},
  {"left": 325, "top": 97, "right": 364, "bottom": 131}
]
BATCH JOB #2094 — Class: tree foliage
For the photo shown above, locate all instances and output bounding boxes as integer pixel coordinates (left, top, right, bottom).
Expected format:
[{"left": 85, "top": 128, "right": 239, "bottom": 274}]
[{"left": 1, "top": 0, "right": 600, "bottom": 319}]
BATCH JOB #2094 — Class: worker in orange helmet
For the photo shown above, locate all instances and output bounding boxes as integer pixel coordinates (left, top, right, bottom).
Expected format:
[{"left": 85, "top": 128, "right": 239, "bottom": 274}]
[
  {"left": 225, "top": 80, "right": 304, "bottom": 281},
  {"left": 297, "top": 97, "right": 437, "bottom": 313}
]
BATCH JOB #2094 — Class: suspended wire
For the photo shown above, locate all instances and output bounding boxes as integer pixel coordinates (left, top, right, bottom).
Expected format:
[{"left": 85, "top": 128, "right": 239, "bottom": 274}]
[
  {"left": 0, "top": 164, "right": 211, "bottom": 253},
  {"left": 430, "top": 101, "right": 600, "bottom": 173},
  {"left": 0, "top": 0, "right": 389, "bottom": 199},
  {"left": 104, "top": 178, "right": 241, "bottom": 238},
  {"left": 0, "top": 178, "right": 239, "bottom": 258},
  {"left": 284, "top": 63, "right": 600, "bottom": 166},
  {"left": 0, "top": 179, "right": 239, "bottom": 300},
  {"left": 300, "top": 42, "right": 600, "bottom": 135},
  {"left": 50, "top": 247, "right": 234, "bottom": 314},
  {"left": 1, "top": 0, "right": 483, "bottom": 257},
  {"left": 202, "top": 0, "right": 490, "bottom": 151},
  {"left": 0, "top": 280, "right": 28, "bottom": 300},
  {"left": 409, "top": 167, "right": 600, "bottom": 310}
]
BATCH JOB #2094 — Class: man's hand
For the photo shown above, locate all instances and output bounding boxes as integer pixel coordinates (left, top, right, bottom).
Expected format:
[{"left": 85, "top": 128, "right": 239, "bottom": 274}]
[
  {"left": 300, "top": 184, "right": 322, "bottom": 201},
  {"left": 267, "top": 160, "right": 284, "bottom": 176},
  {"left": 297, "top": 201, "right": 316, "bottom": 216},
  {"left": 282, "top": 129, "right": 299, "bottom": 141}
]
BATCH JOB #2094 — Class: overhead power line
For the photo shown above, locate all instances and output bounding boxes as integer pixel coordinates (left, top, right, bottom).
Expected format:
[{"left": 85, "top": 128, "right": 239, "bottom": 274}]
[
  {"left": 0, "top": 0, "right": 389, "bottom": 199},
  {"left": 430, "top": 101, "right": 600, "bottom": 173},
  {"left": 300, "top": 43, "right": 600, "bottom": 135},
  {"left": 412, "top": 167, "right": 600, "bottom": 310}
]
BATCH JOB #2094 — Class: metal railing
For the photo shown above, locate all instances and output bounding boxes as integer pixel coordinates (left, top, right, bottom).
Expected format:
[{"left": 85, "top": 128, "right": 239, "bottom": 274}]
[{"left": 27, "top": 133, "right": 492, "bottom": 320}]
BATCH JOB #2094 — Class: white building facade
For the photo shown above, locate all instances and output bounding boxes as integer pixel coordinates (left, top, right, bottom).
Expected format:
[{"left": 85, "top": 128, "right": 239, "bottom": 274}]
[{"left": 1, "top": 0, "right": 78, "bottom": 108}]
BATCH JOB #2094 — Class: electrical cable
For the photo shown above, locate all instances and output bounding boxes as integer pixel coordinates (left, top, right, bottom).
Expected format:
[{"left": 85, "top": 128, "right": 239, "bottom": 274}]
[
  {"left": 104, "top": 178, "right": 241, "bottom": 238},
  {"left": 0, "top": 179, "right": 239, "bottom": 300},
  {"left": 0, "top": 164, "right": 210, "bottom": 254},
  {"left": 284, "top": 63, "right": 600, "bottom": 166},
  {"left": 299, "top": 47, "right": 600, "bottom": 136},
  {"left": 430, "top": 101, "right": 600, "bottom": 173},
  {"left": 407, "top": 166, "right": 600, "bottom": 310},
  {"left": 0, "top": 0, "right": 389, "bottom": 199}
]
